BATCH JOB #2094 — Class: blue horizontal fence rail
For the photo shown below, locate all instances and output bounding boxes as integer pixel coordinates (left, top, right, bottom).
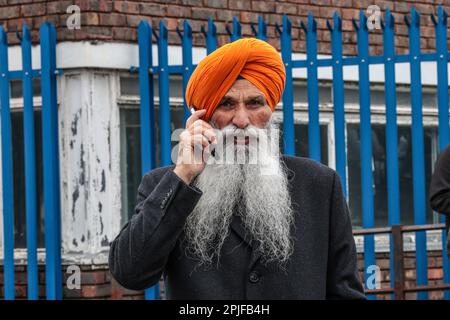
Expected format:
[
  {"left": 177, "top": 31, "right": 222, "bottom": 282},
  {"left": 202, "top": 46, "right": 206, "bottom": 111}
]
[
  {"left": 133, "top": 6, "right": 450, "bottom": 300},
  {"left": 0, "top": 22, "right": 62, "bottom": 300}
]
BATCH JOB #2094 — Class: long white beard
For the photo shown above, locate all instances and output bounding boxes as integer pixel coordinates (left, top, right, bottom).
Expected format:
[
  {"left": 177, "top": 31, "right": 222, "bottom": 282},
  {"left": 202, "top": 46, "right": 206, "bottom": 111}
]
[{"left": 183, "top": 120, "right": 294, "bottom": 267}]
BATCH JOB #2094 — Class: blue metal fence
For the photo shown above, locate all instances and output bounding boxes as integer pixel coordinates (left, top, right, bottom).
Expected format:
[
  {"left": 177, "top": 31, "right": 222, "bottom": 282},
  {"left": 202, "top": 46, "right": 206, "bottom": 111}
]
[
  {"left": 134, "top": 7, "right": 450, "bottom": 300},
  {"left": 0, "top": 7, "right": 449, "bottom": 300},
  {"left": 0, "top": 23, "right": 61, "bottom": 300}
]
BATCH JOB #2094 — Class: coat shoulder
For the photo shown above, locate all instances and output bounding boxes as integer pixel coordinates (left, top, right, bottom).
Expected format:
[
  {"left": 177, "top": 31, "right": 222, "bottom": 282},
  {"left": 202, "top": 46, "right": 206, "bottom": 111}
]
[
  {"left": 281, "top": 154, "right": 337, "bottom": 185},
  {"left": 142, "top": 164, "right": 176, "bottom": 184}
]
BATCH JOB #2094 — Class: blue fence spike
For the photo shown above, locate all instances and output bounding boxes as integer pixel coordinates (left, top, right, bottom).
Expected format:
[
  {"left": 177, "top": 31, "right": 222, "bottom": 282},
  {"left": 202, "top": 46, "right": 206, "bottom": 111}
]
[
  {"left": 433, "top": 2, "right": 450, "bottom": 300},
  {"left": 329, "top": 11, "right": 347, "bottom": 197},
  {"left": 411, "top": 7, "right": 420, "bottom": 26},
  {"left": 439, "top": 5, "right": 448, "bottom": 24},
  {"left": 359, "top": 10, "right": 368, "bottom": 30},
  {"left": 333, "top": 12, "right": 342, "bottom": 31},
  {"left": 159, "top": 20, "right": 168, "bottom": 39},
  {"left": 404, "top": 15, "right": 410, "bottom": 27},
  {"left": 356, "top": 8, "right": 376, "bottom": 299},
  {"left": 280, "top": 15, "right": 295, "bottom": 156},
  {"left": 383, "top": 7, "right": 401, "bottom": 300},
  {"left": 407, "top": 7, "right": 428, "bottom": 300},
  {"left": 225, "top": 24, "right": 232, "bottom": 36},
  {"left": 203, "top": 17, "right": 217, "bottom": 54},
  {"left": 21, "top": 22, "right": 39, "bottom": 301},
  {"left": 326, "top": 19, "right": 333, "bottom": 31},
  {"left": 226, "top": 16, "right": 241, "bottom": 42},
  {"left": 256, "top": 16, "right": 267, "bottom": 41},
  {"left": 352, "top": 17, "right": 359, "bottom": 31},
  {"left": 275, "top": 22, "right": 282, "bottom": 35},
  {"left": 181, "top": 19, "right": 193, "bottom": 121},
  {"left": 0, "top": 24, "right": 15, "bottom": 301},
  {"left": 137, "top": 21, "right": 158, "bottom": 300},
  {"left": 251, "top": 23, "right": 257, "bottom": 36},
  {"left": 300, "top": 20, "right": 307, "bottom": 33},
  {"left": 22, "top": 24, "right": 31, "bottom": 40},
  {"left": 39, "top": 22, "right": 62, "bottom": 300},
  {"left": 176, "top": 26, "right": 182, "bottom": 39},
  {"left": 305, "top": 12, "right": 321, "bottom": 162},
  {"left": 308, "top": 14, "right": 317, "bottom": 32},
  {"left": 152, "top": 28, "right": 159, "bottom": 41}
]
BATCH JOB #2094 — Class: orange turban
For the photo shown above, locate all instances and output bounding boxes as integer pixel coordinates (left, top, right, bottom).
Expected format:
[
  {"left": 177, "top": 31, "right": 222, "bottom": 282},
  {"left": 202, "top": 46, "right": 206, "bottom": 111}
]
[{"left": 185, "top": 38, "right": 286, "bottom": 121}]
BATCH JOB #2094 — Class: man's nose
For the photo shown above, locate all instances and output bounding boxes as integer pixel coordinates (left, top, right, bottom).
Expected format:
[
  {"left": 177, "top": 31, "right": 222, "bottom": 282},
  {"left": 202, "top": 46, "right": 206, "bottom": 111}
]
[{"left": 232, "top": 104, "right": 250, "bottom": 129}]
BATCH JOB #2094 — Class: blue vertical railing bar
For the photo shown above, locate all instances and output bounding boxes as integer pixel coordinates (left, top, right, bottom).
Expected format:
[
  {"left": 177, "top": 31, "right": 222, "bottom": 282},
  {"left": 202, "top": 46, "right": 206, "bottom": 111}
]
[
  {"left": 302, "top": 14, "right": 321, "bottom": 162},
  {"left": 0, "top": 25, "right": 15, "bottom": 300},
  {"left": 251, "top": 16, "right": 267, "bottom": 41},
  {"left": 354, "top": 10, "right": 376, "bottom": 299},
  {"left": 138, "top": 21, "right": 156, "bottom": 174},
  {"left": 328, "top": 13, "right": 347, "bottom": 197},
  {"left": 227, "top": 16, "right": 241, "bottom": 42},
  {"left": 138, "top": 21, "right": 158, "bottom": 300},
  {"left": 432, "top": 5, "right": 450, "bottom": 299},
  {"left": 177, "top": 19, "right": 193, "bottom": 122},
  {"left": 201, "top": 17, "right": 217, "bottom": 54},
  {"left": 40, "top": 22, "right": 62, "bottom": 300},
  {"left": 158, "top": 21, "right": 171, "bottom": 167},
  {"left": 21, "top": 24, "right": 39, "bottom": 300},
  {"left": 279, "top": 15, "right": 295, "bottom": 156},
  {"left": 406, "top": 8, "right": 428, "bottom": 300},
  {"left": 382, "top": 9, "right": 401, "bottom": 298}
]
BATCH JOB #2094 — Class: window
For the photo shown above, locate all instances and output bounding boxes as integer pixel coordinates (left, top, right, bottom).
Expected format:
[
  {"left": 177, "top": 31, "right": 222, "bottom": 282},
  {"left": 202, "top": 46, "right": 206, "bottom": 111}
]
[
  {"left": 9, "top": 110, "right": 45, "bottom": 248},
  {"left": 119, "top": 106, "right": 185, "bottom": 225},
  {"left": 347, "top": 123, "right": 438, "bottom": 228}
]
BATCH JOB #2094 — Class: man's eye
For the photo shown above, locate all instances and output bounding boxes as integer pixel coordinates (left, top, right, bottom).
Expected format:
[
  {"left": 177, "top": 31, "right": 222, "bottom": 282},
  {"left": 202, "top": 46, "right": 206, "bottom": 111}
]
[
  {"left": 248, "top": 100, "right": 264, "bottom": 107},
  {"left": 219, "top": 101, "right": 233, "bottom": 108}
]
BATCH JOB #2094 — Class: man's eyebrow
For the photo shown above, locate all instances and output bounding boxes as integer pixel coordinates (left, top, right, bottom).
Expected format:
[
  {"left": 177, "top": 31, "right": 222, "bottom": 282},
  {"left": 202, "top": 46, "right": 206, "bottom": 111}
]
[
  {"left": 220, "top": 95, "right": 235, "bottom": 103},
  {"left": 245, "top": 95, "right": 265, "bottom": 102},
  {"left": 219, "top": 95, "right": 266, "bottom": 104}
]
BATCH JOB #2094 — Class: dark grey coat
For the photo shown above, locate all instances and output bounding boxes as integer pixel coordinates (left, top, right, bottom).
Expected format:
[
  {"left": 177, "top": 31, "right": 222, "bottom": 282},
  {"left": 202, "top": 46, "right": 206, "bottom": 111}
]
[
  {"left": 109, "top": 155, "right": 366, "bottom": 299},
  {"left": 429, "top": 145, "right": 450, "bottom": 255}
]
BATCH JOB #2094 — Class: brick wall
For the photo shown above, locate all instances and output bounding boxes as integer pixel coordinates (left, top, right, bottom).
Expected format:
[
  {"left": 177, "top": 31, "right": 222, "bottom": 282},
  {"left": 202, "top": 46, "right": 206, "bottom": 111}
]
[
  {"left": 0, "top": 0, "right": 448, "bottom": 55},
  {"left": 0, "top": 251, "right": 448, "bottom": 299}
]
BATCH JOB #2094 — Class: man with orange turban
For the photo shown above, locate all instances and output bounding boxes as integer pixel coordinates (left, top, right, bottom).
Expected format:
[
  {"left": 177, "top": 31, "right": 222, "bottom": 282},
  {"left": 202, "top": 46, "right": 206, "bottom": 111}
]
[{"left": 110, "top": 38, "right": 365, "bottom": 300}]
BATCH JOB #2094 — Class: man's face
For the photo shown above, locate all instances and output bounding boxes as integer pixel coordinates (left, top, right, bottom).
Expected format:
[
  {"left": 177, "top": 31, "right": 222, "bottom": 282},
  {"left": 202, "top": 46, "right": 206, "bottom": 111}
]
[{"left": 210, "top": 79, "right": 272, "bottom": 130}]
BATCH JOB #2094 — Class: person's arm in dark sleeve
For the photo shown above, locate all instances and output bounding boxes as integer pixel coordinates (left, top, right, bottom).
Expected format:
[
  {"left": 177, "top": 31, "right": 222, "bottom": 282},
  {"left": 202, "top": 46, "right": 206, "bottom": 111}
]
[
  {"left": 326, "top": 172, "right": 366, "bottom": 299},
  {"left": 108, "top": 168, "right": 202, "bottom": 290},
  {"left": 429, "top": 145, "right": 450, "bottom": 215}
]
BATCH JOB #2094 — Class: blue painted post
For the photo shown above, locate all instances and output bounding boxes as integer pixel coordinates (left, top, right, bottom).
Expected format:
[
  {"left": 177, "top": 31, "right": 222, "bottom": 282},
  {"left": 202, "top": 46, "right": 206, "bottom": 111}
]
[
  {"left": 328, "top": 13, "right": 347, "bottom": 197},
  {"left": 21, "top": 24, "right": 39, "bottom": 300},
  {"left": 0, "top": 25, "right": 15, "bottom": 301},
  {"left": 406, "top": 8, "right": 428, "bottom": 300},
  {"left": 177, "top": 19, "right": 193, "bottom": 122},
  {"left": 382, "top": 10, "right": 401, "bottom": 298},
  {"left": 158, "top": 21, "right": 171, "bottom": 167},
  {"left": 201, "top": 18, "right": 217, "bottom": 55},
  {"left": 40, "top": 22, "right": 62, "bottom": 300},
  {"left": 302, "top": 14, "right": 321, "bottom": 162},
  {"left": 227, "top": 16, "right": 241, "bottom": 42},
  {"left": 279, "top": 15, "right": 295, "bottom": 156},
  {"left": 433, "top": 5, "right": 450, "bottom": 300},
  {"left": 138, "top": 21, "right": 159, "bottom": 300},
  {"left": 251, "top": 16, "right": 267, "bottom": 41},
  {"left": 354, "top": 11, "right": 376, "bottom": 299},
  {"left": 138, "top": 21, "right": 156, "bottom": 175}
]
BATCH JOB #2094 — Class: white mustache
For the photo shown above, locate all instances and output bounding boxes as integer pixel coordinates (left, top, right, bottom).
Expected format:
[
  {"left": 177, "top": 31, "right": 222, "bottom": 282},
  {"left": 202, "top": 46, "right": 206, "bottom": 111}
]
[{"left": 216, "top": 124, "right": 266, "bottom": 144}]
